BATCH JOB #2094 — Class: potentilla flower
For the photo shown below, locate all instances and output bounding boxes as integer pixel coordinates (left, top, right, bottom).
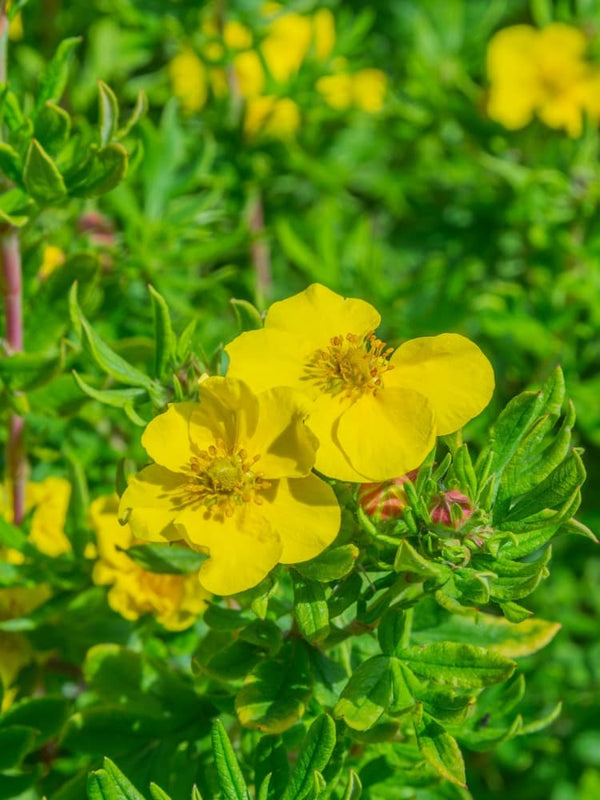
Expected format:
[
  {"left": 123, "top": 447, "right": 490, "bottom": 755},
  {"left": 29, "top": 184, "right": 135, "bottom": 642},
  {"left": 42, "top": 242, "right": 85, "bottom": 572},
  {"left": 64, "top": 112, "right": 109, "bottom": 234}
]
[
  {"left": 119, "top": 377, "right": 340, "bottom": 595},
  {"left": 91, "top": 496, "right": 210, "bottom": 631},
  {"left": 487, "top": 23, "right": 600, "bottom": 137},
  {"left": 226, "top": 284, "right": 494, "bottom": 483}
]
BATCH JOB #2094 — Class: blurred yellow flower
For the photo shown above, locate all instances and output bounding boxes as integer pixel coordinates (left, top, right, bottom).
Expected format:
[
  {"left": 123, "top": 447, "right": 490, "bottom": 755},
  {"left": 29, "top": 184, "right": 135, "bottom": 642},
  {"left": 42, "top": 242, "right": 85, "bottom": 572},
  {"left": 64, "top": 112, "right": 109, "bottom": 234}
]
[
  {"left": 244, "top": 95, "right": 301, "bottom": 139},
  {"left": 226, "top": 284, "right": 494, "bottom": 483},
  {"left": 312, "top": 8, "right": 335, "bottom": 62},
  {"left": 233, "top": 50, "right": 265, "bottom": 98},
  {"left": 0, "top": 476, "right": 72, "bottom": 557},
  {"left": 91, "top": 495, "right": 210, "bottom": 631},
  {"left": 224, "top": 20, "right": 253, "bottom": 51},
  {"left": 317, "top": 68, "right": 387, "bottom": 112},
  {"left": 261, "top": 9, "right": 313, "bottom": 83},
  {"left": 119, "top": 377, "right": 340, "bottom": 595},
  {"left": 487, "top": 23, "right": 600, "bottom": 136},
  {"left": 169, "top": 49, "right": 208, "bottom": 113},
  {"left": 38, "top": 245, "right": 65, "bottom": 280}
]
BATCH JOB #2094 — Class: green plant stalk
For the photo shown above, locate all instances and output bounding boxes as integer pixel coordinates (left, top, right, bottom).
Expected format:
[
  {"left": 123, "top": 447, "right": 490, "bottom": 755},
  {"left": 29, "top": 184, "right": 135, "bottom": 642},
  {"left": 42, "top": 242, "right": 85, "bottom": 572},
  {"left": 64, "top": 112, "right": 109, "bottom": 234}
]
[
  {"left": 0, "top": 2, "right": 26, "bottom": 524},
  {"left": 400, "top": 606, "right": 413, "bottom": 649}
]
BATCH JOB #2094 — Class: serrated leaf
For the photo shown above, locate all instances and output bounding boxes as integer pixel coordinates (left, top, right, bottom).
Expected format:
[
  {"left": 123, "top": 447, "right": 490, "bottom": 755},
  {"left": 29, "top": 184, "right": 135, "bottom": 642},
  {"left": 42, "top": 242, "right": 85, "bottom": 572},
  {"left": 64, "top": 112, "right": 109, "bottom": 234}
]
[
  {"left": 23, "top": 138, "right": 66, "bottom": 204},
  {"left": 211, "top": 720, "right": 251, "bottom": 800},
  {"left": 397, "top": 642, "right": 516, "bottom": 688},
  {"left": 124, "top": 543, "right": 206, "bottom": 574},
  {"left": 281, "top": 714, "right": 336, "bottom": 800},
  {"left": 236, "top": 642, "right": 312, "bottom": 734},
  {"left": 36, "top": 36, "right": 82, "bottom": 109},
  {"left": 0, "top": 141, "right": 22, "bottom": 182},
  {"left": 98, "top": 80, "right": 119, "bottom": 146},
  {"left": 416, "top": 718, "right": 466, "bottom": 788},
  {"left": 149, "top": 285, "right": 175, "bottom": 379},
  {"left": 293, "top": 573, "right": 329, "bottom": 643},
  {"left": 296, "top": 544, "right": 359, "bottom": 582}
]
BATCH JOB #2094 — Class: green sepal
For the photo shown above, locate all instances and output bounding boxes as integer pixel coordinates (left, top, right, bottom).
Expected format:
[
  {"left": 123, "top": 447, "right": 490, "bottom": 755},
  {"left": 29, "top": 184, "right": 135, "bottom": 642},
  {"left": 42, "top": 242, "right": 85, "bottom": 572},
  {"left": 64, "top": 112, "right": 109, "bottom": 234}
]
[
  {"left": 280, "top": 714, "right": 336, "bottom": 800},
  {"left": 97, "top": 80, "right": 119, "bottom": 146},
  {"left": 295, "top": 544, "right": 359, "bottom": 582},
  {"left": 123, "top": 543, "right": 207, "bottom": 574},
  {"left": 149, "top": 284, "right": 176, "bottom": 380},
  {"left": 394, "top": 539, "right": 449, "bottom": 581},
  {"left": 23, "top": 138, "right": 67, "bottom": 204},
  {"left": 211, "top": 720, "right": 251, "bottom": 800},
  {"left": 292, "top": 572, "right": 330, "bottom": 643}
]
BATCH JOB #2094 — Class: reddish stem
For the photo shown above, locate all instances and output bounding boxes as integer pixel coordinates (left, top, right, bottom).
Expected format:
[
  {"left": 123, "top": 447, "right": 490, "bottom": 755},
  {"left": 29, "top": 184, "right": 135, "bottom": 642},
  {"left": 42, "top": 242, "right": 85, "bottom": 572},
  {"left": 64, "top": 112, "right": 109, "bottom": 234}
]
[{"left": 247, "top": 192, "right": 272, "bottom": 307}]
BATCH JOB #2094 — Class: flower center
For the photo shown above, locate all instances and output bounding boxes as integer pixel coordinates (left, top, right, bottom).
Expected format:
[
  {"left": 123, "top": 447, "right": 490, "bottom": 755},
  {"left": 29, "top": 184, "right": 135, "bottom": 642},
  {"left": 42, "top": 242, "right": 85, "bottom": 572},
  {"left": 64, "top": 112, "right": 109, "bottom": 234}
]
[
  {"left": 304, "top": 332, "right": 394, "bottom": 399},
  {"left": 183, "top": 443, "right": 270, "bottom": 518}
]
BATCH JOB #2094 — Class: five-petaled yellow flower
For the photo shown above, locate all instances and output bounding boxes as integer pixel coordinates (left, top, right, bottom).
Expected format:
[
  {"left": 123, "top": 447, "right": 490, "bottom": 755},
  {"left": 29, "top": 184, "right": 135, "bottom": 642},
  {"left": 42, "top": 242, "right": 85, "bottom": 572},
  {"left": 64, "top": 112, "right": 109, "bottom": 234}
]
[
  {"left": 119, "top": 376, "right": 340, "bottom": 595},
  {"left": 226, "top": 284, "right": 494, "bottom": 483},
  {"left": 91, "top": 495, "right": 210, "bottom": 631},
  {"left": 487, "top": 23, "right": 600, "bottom": 137}
]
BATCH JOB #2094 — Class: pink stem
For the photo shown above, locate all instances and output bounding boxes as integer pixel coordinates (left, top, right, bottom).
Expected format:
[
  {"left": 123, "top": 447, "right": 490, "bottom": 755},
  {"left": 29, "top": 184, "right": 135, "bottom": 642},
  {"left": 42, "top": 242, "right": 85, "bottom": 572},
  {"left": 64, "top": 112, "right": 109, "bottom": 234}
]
[
  {"left": 247, "top": 192, "right": 272, "bottom": 306},
  {"left": 1, "top": 231, "right": 26, "bottom": 524}
]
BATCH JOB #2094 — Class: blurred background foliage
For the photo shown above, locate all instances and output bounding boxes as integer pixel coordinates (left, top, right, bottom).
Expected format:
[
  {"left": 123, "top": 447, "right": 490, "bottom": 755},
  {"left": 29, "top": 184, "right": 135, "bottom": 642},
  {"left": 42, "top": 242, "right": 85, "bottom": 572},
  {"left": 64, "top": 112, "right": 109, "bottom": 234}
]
[{"left": 1, "top": 0, "right": 599, "bottom": 798}]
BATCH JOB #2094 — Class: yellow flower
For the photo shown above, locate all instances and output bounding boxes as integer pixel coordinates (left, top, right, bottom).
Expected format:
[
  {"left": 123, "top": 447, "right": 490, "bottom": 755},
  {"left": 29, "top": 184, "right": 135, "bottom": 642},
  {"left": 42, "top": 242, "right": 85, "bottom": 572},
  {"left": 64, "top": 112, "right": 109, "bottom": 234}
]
[
  {"left": 226, "top": 284, "right": 494, "bottom": 483},
  {"left": 312, "top": 9, "right": 336, "bottom": 62},
  {"left": 0, "top": 632, "right": 33, "bottom": 711},
  {"left": 233, "top": 50, "right": 265, "bottom": 98},
  {"left": 119, "top": 377, "right": 340, "bottom": 595},
  {"left": 317, "top": 67, "right": 387, "bottom": 112},
  {"left": 169, "top": 49, "right": 208, "bottom": 114},
  {"left": 38, "top": 245, "right": 65, "bottom": 280},
  {"left": 224, "top": 20, "right": 253, "bottom": 51},
  {"left": 0, "top": 476, "right": 72, "bottom": 557},
  {"left": 261, "top": 10, "right": 313, "bottom": 83},
  {"left": 487, "top": 23, "right": 600, "bottom": 137},
  {"left": 244, "top": 95, "right": 301, "bottom": 139},
  {"left": 90, "top": 495, "right": 210, "bottom": 631}
]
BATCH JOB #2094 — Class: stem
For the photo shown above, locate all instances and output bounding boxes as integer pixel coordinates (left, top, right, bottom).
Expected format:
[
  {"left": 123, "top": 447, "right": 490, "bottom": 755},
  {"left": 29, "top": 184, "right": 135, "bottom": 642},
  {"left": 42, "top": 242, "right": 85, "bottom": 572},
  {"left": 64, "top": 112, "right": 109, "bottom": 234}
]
[
  {"left": 400, "top": 606, "right": 414, "bottom": 649},
  {"left": 247, "top": 190, "right": 271, "bottom": 308},
  {"left": 0, "top": 6, "right": 26, "bottom": 524}
]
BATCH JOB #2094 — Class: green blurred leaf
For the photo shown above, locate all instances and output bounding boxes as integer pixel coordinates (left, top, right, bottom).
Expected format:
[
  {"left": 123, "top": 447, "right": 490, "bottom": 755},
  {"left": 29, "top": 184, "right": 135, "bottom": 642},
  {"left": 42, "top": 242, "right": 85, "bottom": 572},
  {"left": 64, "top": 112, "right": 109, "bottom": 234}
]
[
  {"left": 0, "top": 725, "right": 37, "bottom": 770},
  {"left": 0, "top": 141, "right": 22, "bottom": 183},
  {"left": 149, "top": 285, "right": 176, "bottom": 380},
  {"left": 0, "top": 696, "right": 69, "bottom": 746},
  {"left": 117, "top": 90, "right": 148, "bottom": 138},
  {"left": 124, "top": 543, "right": 206, "bottom": 574},
  {"left": 70, "top": 143, "right": 128, "bottom": 197},
  {"left": 23, "top": 138, "right": 66, "bottom": 204},
  {"left": 292, "top": 572, "right": 330, "bottom": 643},
  {"left": 211, "top": 720, "right": 251, "bottom": 800},
  {"left": 341, "top": 770, "right": 362, "bottom": 800},
  {"left": 98, "top": 80, "right": 119, "bottom": 147},
  {"left": 34, "top": 102, "right": 71, "bottom": 154},
  {"left": 36, "top": 37, "right": 82, "bottom": 109},
  {"left": 230, "top": 298, "right": 263, "bottom": 331}
]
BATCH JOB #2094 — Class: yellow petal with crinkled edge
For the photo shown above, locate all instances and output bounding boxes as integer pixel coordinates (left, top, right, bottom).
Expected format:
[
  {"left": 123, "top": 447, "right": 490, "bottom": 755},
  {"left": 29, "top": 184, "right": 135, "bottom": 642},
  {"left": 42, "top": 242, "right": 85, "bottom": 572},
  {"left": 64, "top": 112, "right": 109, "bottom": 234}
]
[
  {"left": 176, "top": 504, "right": 283, "bottom": 595},
  {"left": 226, "top": 328, "right": 312, "bottom": 394},
  {"left": 119, "top": 465, "right": 189, "bottom": 542},
  {"left": 241, "top": 387, "right": 317, "bottom": 478},
  {"left": 336, "top": 387, "right": 436, "bottom": 482},
  {"left": 308, "top": 392, "right": 366, "bottom": 482},
  {"left": 141, "top": 402, "right": 199, "bottom": 472},
  {"left": 261, "top": 475, "right": 340, "bottom": 563},
  {"left": 389, "top": 333, "right": 494, "bottom": 435},
  {"left": 264, "top": 283, "right": 381, "bottom": 344}
]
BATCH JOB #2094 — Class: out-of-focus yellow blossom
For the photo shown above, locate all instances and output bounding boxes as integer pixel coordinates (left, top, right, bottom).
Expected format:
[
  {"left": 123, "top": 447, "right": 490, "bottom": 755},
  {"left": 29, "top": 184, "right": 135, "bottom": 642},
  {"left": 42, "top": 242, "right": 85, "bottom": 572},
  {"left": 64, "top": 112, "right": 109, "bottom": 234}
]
[
  {"left": 312, "top": 8, "right": 335, "bottom": 62},
  {"left": 0, "top": 632, "right": 33, "bottom": 710},
  {"left": 261, "top": 9, "right": 313, "bottom": 83},
  {"left": 487, "top": 23, "right": 600, "bottom": 137},
  {"left": 0, "top": 476, "right": 72, "bottom": 557},
  {"left": 38, "top": 245, "right": 65, "bottom": 280},
  {"left": 224, "top": 20, "right": 253, "bottom": 51},
  {"left": 91, "top": 495, "right": 209, "bottom": 630},
  {"left": 317, "top": 67, "right": 387, "bottom": 112},
  {"left": 233, "top": 50, "right": 265, "bottom": 98},
  {"left": 169, "top": 49, "right": 208, "bottom": 113},
  {"left": 226, "top": 284, "right": 494, "bottom": 483},
  {"left": 119, "top": 377, "right": 340, "bottom": 596},
  {"left": 244, "top": 96, "right": 301, "bottom": 139}
]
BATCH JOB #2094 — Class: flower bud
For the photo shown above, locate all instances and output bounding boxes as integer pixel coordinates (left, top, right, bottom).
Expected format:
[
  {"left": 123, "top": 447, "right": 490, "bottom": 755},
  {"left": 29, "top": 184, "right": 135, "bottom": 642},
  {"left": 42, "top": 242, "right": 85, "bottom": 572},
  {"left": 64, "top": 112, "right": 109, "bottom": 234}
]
[
  {"left": 358, "top": 470, "right": 419, "bottom": 521},
  {"left": 430, "top": 490, "right": 473, "bottom": 529}
]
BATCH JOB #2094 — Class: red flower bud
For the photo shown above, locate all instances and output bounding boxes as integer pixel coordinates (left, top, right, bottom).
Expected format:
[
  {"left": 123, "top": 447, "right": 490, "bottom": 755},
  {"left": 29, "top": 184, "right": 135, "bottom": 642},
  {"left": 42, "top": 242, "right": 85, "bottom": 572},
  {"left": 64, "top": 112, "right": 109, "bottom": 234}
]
[
  {"left": 358, "top": 470, "right": 419, "bottom": 521},
  {"left": 430, "top": 490, "right": 472, "bottom": 529}
]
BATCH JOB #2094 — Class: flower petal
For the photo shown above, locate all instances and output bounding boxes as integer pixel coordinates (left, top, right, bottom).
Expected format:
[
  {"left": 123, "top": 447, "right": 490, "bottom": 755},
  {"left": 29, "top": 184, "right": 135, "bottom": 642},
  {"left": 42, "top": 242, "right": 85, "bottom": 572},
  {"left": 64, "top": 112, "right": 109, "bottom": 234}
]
[
  {"left": 389, "top": 334, "right": 494, "bottom": 435},
  {"left": 261, "top": 475, "right": 340, "bottom": 563},
  {"left": 336, "top": 388, "right": 436, "bottom": 482},
  {"left": 225, "top": 328, "right": 311, "bottom": 394},
  {"left": 265, "top": 283, "right": 381, "bottom": 343},
  {"left": 192, "top": 375, "right": 259, "bottom": 448},
  {"left": 142, "top": 403, "right": 199, "bottom": 472},
  {"left": 242, "top": 387, "right": 317, "bottom": 478},
  {"left": 309, "top": 393, "right": 367, "bottom": 482},
  {"left": 176, "top": 505, "right": 283, "bottom": 595},
  {"left": 119, "top": 465, "right": 189, "bottom": 542}
]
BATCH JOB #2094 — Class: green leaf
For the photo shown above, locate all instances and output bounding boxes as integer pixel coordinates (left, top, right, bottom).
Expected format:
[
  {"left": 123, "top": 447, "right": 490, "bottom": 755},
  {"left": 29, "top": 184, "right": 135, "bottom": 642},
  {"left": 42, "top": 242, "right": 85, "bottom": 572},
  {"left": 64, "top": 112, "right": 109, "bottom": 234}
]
[
  {"left": 334, "top": 656, "right": 413, "bottom": 731},
  {"left": 149, "top": 784, "right": 173, "bottom": 800},
  {"left": 0, "top": 513, "right": 27, "bottom": 550},
  {"left": 98, "top": 80, "right": 119, "bottom": 146},
  {"left": 256, "top": 775, "right": 272, "bottom": 800},
  {"left": 293, "top": 573, "right": 330, "bottom": 643},
  {"left": 0, "top": 771, "right": 41, "bottom": 800},
  {"left": 341, "top": 770, "right": 362, "bottom": 800},
  {"left": 281, "top": 715, "right": 336, "bottom": 800},
  {"left": 0, "top": 351, "right": 61, "bottom": 391},
  {"left": 230, "top": 298, "right": 263, "bottom": 331},
  {"left": 0, "top": 726, "right": 37, "bottom": 770},
  {"left": 236, "top": 641, "right": 312, "bottom": 734},
  {"left": 378, "top": 607, "right": 409, "bottom": 657},
  {"left": 296, "top": 544, "right": 359, "bottom": 582},
  {"left": 36, "top": 37, "right": 82, "bottom": 109},
  {"left": 124, "top": 543, "right": 206, "bottom": 574},
  {"left": 88, "top": 769, "right": 119, "bottom": 800},
  {"left": 70, "top": 143, "right": 128, "bottom": 197},
  {"left": 0, "top": 696, "right": 69, "bottom": 746},
  {"left": 72, "top": 371, "right": 148, "bottom": 425},
  {"left": 451, "top": 444, "right": 477, "bottom": 499},
  {"left": 394, "top": 539, "right": 449, "bottom": 581},
  {"left": 0, "top": 141, "right": 22, "bottom": 183},
  {"left": 328, "top": 572, "right": 362, "bottom": 619},
  {"left": 149, "top": 285, "right": 176, "bottom": 380},
  {"left": 255, "top": 736, "right": 289, "bottom": 800},
  {"left": 23, "top": 138, "right": 67, "bottom": 204},
  {"left": 502, "top": 449, "right": 585, "bottom": 522},
  {"left": 500, "top": 601, "right": 533, "bottom": 623},
  {"left": 117, "top": 90, "right": 148, "bottom": 138},
  {"left": 415, "top": 718, "right": 466, "bottom": 788},
  {"left": 518, "top": 701, "right": 562, "bottom": 735},
  {"left": 102, "top": 758, "right": 148, "bottom": 800},
  {"left": 397, "top": 643, "right": 516, "bottom": 689},
  {"left": 211, "top": 720, "right": 251, "bottom": 800},
  {"left": 34, "top": 102, "right": 71, "bottom": 153}
]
